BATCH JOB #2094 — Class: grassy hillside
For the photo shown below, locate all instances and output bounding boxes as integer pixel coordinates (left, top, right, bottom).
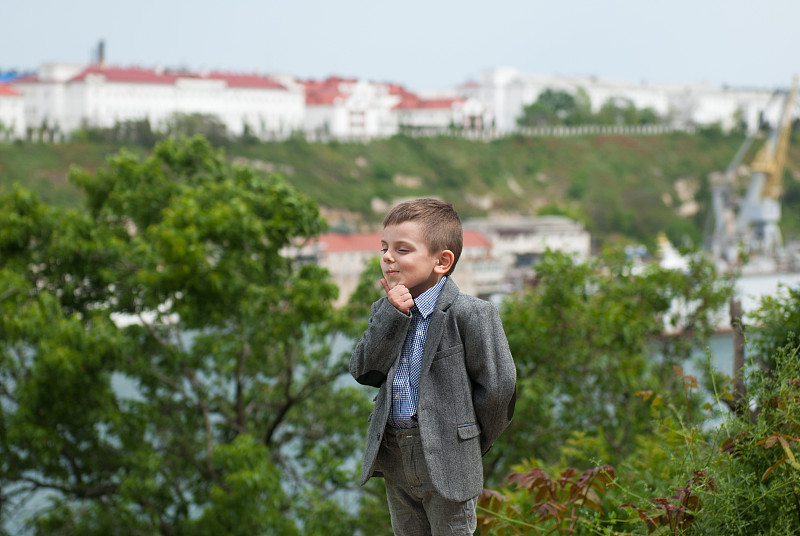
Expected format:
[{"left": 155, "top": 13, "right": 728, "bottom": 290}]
[
  {"left": 0, "top": 141, "right": 146, "bottom": 208},
  {"left": 2, "top": 132, "right": 800, "bottom": 250}
]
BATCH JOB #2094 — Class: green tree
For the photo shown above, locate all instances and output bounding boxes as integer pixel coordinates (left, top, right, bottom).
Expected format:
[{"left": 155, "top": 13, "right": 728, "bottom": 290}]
[
  {"left": 115, "top": 118, "right": 158, "bottom": 146},
  {"left": 478, "top": 274, "right": 800, "bottom": 535},
  {"left": 519, "top": 88, "right": 664, "bottom": 127},
  {"left": 165, "top": 113, "right": 230, "bottom": 146},
  {"left": 486, "top": 249, "right": 732, "bottom": 478},
  {"left": 748, "top": 285, "right": 800, "bottom": 370},
  {"left": 595, "top": 97, "right": 659, "bottom": 125},
  {"left": 597, "top": 96, "right": 630, "bottom": 126},
  {"left": 518, "top": 89, "right": 579, "bottom": 127},
  {"left": 0, "top": 137, "right": 373, "bottom": 535},
  {"left": 618, "top": 300, "right": 800, "bottom": 535},
  {"left": 596, "top": 97, "right": 660, "bottom": 126},
  {"left": 571, "top": 87, "right": 594, "bottom": 126},
  {"left": 72, "top": 118, "right": 158, "bottom": 146}
]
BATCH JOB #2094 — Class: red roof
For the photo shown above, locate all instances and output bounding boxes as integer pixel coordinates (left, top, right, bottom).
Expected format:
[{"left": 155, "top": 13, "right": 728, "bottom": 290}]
[
  {"left": 301, "top": 76, "right": 421, "bottom": 106},
  {"left": 69, "top": 66, "right": 179, "bottom": 84},
  {"left": 388, "top": 83, "right": 416, "bottom": 98},
  {"left": 302, "top": 76, "right": 355, "bottom": 106},
  {"left": 464, "top": 230, "right": 491, "bottom": 248},
  {"left": 305, "top": 88, "right": 345, "bottom": 105},
  {"left": 300, "top": 76, "right": 357, "bottom": 91},
  {"left": 322, "top": 76, "right": 358, "bottom": 85},
  {"left": 0, "top": 84, "right": 22, "bottom": 97},
  {"left": 318, "top": 230, "right": 489, "bottom": 252},
  {"left": 393, "top": 95, "right": 421, "bottom": 109},
  {"left": 66, "top": 66, "right": 286, "bottom": 90},
  {"left": 319, "top": 233, "right": 380, "bottom": 252},
  {"left": 205, "top": 72, "right": 285, "bottom": 90}
]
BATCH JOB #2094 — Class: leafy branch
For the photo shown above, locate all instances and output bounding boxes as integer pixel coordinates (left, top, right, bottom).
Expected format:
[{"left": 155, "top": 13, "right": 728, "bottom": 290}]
[{"left": 477, "top": 464, "right": 616, "bottom": 535}]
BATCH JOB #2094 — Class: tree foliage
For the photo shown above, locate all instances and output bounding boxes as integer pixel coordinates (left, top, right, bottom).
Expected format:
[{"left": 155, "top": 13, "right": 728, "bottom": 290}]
[
  {"left": 517, "top": 89, "right": 591, "bottom": 127},
  {"left": 0, "top": 137, "right": 373, "bottom": 534},
  {"left": 488, "top": 248, "right": 733, "bottom": 477},
  {"left": 596, "top": 97, "right": 659, "bottom": 126},
  {"left": 2, "top": 134, "right": 797, "bottom": 535},
  {"left": 517, "top": 88, "right": 660, "bottom": 127},
  {"left": 164, "top": 113, "right": 230, "bottom": 146},
  {"left": 480, "top": 256, "right": 800, "bottom": 535},
  {"left": 748, "top": 284, "right": 800, "bottom": 370},
  {"left": 619, "top": 335, "right": 800, "bottom": 535}
]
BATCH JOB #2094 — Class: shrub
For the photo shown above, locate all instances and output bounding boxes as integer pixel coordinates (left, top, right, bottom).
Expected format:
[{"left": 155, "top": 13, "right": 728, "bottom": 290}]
[{"left": 482, "top": 285, "right": 800, "bottom": 535}]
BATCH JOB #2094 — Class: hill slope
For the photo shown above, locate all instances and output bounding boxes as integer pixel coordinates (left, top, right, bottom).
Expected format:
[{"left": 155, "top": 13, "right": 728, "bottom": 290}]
[{"left": 2, "top": 132, "right": 799, "bottom": 249}]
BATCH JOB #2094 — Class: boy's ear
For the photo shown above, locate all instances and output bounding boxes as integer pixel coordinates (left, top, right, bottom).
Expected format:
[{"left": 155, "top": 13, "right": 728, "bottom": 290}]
[{"left": 434, "top": 250, "right": 455, "bottom": 274}]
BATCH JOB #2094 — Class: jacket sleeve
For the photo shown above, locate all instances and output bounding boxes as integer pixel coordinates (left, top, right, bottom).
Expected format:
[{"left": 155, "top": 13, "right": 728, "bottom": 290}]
[
  {"left": 462, "top": 299, "right": 517, "bottom": 455},
  {"left": 350, "top": 298, "right": 411, "bottom": 388}
]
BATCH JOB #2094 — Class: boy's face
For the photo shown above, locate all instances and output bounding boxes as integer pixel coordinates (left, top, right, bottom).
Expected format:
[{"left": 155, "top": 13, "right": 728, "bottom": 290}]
[{"left": 381, "top": 221, "right": 446, "bottom": 299}]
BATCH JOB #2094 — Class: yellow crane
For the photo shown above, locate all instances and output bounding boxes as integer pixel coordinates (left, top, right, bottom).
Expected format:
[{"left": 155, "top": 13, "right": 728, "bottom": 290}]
[
  {"left": 749, "top": 76, "right": 797, "bottom": 201},
  {"left": 710, "top": 77, "right": 797, "bottom": 267}
]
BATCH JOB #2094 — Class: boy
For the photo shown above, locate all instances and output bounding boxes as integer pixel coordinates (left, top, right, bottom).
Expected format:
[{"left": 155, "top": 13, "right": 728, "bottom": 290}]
[{"left": 350, "top": 198, "right": 517, "bottom": 536}]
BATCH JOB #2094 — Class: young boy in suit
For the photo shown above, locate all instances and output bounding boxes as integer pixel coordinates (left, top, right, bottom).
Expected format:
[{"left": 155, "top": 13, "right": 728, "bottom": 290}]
[{"left": 350, "top": 198, "right": 517, "bottom": 536}]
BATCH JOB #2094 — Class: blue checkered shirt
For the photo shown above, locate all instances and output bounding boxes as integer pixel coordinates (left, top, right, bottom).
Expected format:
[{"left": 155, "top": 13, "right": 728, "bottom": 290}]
[{"left": 388, "top": 276, "right": 447, "bottom": 428}]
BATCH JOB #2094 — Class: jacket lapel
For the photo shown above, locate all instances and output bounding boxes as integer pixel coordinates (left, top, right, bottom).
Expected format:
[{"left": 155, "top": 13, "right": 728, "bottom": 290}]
[{"left": 420, "top": 278, "right": 459, "bottom": 372}]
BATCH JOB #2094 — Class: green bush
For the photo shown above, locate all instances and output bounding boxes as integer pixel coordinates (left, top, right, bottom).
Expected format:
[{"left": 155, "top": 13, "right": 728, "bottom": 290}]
[
  {"left": 689, "top": 339, "right": 800, "bottom": 535},
  {"left": 481, "top": 277, "right": 800, "bottom": 535}
]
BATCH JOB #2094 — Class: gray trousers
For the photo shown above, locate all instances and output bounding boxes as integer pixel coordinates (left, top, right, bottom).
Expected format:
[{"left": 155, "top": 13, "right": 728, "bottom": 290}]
[{"left": 377, "top": 425, "right": 478, "bottom": 536}]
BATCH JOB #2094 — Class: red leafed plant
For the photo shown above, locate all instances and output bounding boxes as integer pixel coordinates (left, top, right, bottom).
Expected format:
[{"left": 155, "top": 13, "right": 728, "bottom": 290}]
[
  {"left": 477, "top": 464, "right": 616, "bottom": 535},
  {"left": 621, "top": 470, "right": 715, "bottom": 534}
]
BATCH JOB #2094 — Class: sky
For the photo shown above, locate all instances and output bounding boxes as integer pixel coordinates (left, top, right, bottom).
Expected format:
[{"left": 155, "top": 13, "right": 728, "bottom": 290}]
[{"left": 2, "top": 0, "right": 799, "bottom": 91}]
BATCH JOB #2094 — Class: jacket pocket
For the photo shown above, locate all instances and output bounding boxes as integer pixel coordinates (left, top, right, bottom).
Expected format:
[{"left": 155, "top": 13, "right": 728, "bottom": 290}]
[
  {"left": 432, "top": 344, "right": 464, "bottom": 363},
  {"left": 457, "top": 422, "right": 481, "bottom": 440}
]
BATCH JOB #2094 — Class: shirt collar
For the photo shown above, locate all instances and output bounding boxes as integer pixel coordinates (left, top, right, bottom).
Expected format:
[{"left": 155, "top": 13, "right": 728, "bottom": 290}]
[{"left": 413, "top": 276, "right": 447, "bottom": 319}]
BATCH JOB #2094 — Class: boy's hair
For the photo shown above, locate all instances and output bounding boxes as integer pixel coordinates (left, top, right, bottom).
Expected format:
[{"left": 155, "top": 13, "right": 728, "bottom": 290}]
[{"left": 383, "top": 198, "right": 462, "bottom": 276}]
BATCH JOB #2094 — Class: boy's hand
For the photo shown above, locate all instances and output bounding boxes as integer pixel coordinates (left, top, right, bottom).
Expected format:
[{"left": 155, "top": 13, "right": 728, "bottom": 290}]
[{"left": 381, "top": 278, "right": 414, "bottom": 315}]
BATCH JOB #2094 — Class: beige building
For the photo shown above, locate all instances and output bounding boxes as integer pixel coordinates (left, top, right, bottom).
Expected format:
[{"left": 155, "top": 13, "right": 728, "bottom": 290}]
[
  {"left": 290, "top": 216, "right": 591, "bottom": 307},
  {"left": 464, "top": 215, "right": 592, "bottom": 291}
]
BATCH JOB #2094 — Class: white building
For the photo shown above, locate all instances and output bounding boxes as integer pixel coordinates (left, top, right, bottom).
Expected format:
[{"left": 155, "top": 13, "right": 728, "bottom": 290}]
[
  {"left": 302, "top": 77, "right": 402, "bottom": 139},
  {"left": 0, "top": 84, "right": 25, "bottom": 139},
  {"left": 394, "top": 95, "right": 490, "bottom": 132},
  {"left": 480, "top": 67, "right": 781, "bottom": 133},
  {"left": 11, "top": 63, "right": 305, "bottom": 139},
  {"left": 302, "top": 77, "right": 494, "bottom": 139},
  {"left": 7, "top": 59, "right": 788, "bottom": 143}
]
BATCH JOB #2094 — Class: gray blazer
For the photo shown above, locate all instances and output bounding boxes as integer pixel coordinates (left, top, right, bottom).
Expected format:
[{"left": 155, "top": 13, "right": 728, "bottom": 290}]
[{"left": 350, "top": 278, "right": 516, "bottom": 502}]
